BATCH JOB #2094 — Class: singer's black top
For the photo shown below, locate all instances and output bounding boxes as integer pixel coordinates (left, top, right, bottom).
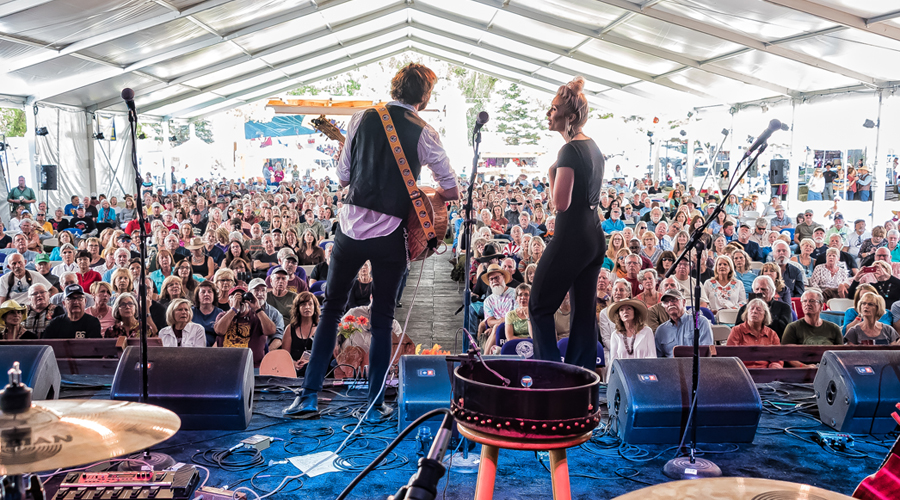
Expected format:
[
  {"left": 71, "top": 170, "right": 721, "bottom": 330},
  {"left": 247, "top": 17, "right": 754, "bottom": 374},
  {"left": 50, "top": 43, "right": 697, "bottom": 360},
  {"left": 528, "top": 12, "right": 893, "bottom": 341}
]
[{"left": 555, "top": 139, "right": 605, "bottom": 210}]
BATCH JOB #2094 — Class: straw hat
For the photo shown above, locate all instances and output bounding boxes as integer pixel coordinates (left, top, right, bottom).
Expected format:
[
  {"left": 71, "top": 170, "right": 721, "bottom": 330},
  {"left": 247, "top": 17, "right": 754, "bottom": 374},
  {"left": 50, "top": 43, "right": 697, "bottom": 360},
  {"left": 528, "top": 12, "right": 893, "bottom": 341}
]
[
  {"left": 184, "top": 237, "right": 204, "bottom": 250},
  {"left": 481, "top": 263, "right": 511, "bottom": 285},
  {"left": 607, "top": 299, "right": 649, "bottom": 332},
  {"left": 0, "top": 300, "right": 27, "bottom": 329}
]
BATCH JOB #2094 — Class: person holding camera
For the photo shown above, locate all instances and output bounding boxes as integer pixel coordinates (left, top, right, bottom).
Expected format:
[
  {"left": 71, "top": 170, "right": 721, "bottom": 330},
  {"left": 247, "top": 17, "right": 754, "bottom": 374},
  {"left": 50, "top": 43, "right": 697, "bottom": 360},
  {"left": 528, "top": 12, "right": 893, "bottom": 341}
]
[{"left": 214, "top": 284, "right": 277, "bottom": 367}]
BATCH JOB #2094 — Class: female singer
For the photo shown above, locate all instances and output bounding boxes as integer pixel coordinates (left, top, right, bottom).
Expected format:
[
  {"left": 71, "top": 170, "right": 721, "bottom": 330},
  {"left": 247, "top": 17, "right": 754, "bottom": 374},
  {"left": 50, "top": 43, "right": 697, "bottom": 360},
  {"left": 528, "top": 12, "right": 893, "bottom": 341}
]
[{"left": 529, "top": 76, "right": 606, "bottom": 370}]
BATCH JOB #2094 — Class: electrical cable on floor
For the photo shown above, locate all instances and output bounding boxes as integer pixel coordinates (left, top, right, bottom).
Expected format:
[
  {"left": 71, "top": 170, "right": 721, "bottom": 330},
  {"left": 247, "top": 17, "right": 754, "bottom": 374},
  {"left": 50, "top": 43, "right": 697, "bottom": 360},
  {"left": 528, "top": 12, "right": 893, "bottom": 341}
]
[{"left": 191, "top": 447, "right": 265, "bottom": 472}]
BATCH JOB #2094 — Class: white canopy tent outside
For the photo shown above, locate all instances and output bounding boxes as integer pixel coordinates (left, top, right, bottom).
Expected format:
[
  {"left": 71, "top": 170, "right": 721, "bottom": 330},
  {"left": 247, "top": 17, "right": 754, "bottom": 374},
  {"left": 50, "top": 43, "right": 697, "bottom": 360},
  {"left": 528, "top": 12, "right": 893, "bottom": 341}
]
[{"left": 2, "top": 0, "right": 900, "bottom": 220}]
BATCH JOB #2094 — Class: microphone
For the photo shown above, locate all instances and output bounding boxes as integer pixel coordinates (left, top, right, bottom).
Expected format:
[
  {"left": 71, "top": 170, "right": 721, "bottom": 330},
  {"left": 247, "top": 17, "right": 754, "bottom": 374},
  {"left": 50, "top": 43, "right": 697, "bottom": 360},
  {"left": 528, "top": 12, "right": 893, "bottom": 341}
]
[
  {"left": 121, "top": 88, "right": 136, "bottom": 115},
  {"left": 780, "top": 122, "right": 790, "bottom": 131},
  {"left": 390, "top": 414, "right": 453, "bottom": 500},
  {"left": 473, "top": 111, "right": 489, "bottom": 135},
  {"left": 743, "top": 119, "right": 781, "bottom": 158}
]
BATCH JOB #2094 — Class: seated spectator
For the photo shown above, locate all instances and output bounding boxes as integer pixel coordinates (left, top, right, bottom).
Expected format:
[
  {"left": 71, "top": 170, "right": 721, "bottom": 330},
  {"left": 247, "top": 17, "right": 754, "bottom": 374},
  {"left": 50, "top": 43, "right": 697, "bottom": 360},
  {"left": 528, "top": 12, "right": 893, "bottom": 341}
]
[
  {"left": 0, "top": 253, "right": 52, "bottom": 306},
  {"left": 703, "top": 255, "right": 746, "bottom": 314},
  {"left": 782, "top": 289, "right": 843, "bottom": 353},
  {"left": 214, "top": 285, "right": 277, "bottom": 367},
  {"left": 158, "top": 275, "right": 186, "bottom": 310},
  {"left": 734, "top": 275, "right": 793, "bottom": 339},
  {"left": 24, "top": 283, "right": 63, "bottom": 338},
  {"left": 771, "top": 241, "right": 805, "bottom": 299},
  {"left": 845, "top": 292, "right": 899, "bottom": 345},
  {"left": 727, "top": 299, "right": 783, "bottom": 368},
  {"left": 44, "top": 284, "right": 102, "bottom": 339},
  {"left": 184, "top": 237, "right": 215, "bottom": 282},
  {"left": 486, "top": 283, "right": 531, "bottom": 352},
  {"left": 627, "top": 238, "right": 652, "bottom": 269},
  {"left": 346, "top": 261, "right": 374, "bottom": 312},
  {"left": 3, "top": 234, "right": 39, "bottom": 272},
  {"left": 175, "top": 260, "right": 199, "bottom": 300},
  {"left": 792, "top": 238, "right": 817, "bottom": 281},
  {"left": 86, "top": 281, "right": 115, "bottom": 333},
  {"left": 267, "top": 248, "right": 309, "bottom": 293},
  {"left": 517, "top": 237, "right": 544, "bottom": 273},
  {"left": 810, "top": 248, "right": 850, "bottom": 300},
  {"left": 281, "top": 291, "right": 320, "bottom": 374},
  {"left": 760, "top": 262, "right": 792, "bottom": 304},
  {"left": 654, "top": 250, "right": 676, "bottom": 277},
  {"left": 249, "top": 278, "right": 284, "bottom": 349},
  {"left": 150, "top": 249, "right": 175, "bottom": 293},
  {"left": 622, "top": 254, "right": 644, "bottom": 298},
  {"left": 814, "top": 233, "right": 856, "bottom": 275},
  {"left": 671, "top": 258, "right": 710, "bottom": 308},
  {"left": 731, "top": 249, "right": 757, "bottom": 292},
  {"left": 640, "top": 232, "right": 662, "bottom": 266},
  {"left": 228, "top": 258, "right": 252, "bottom": 286},
  {"left": 607, "top": 299, "right": 656, "bottom": 368},
  {"left": 843, "top": 283, "right": 890, "bottom": 334},
  {"left": 0, "top": 300, "right": 31, "bottom": 340},
  {"left": 635, "top": 268, "right": 660, "bottom": 310},
  {"left": 849, "top": 260, "right": 900, "bottom": 310},
  {"left": 296, "top": 229, "right": 326, "bottom": 266},
  {"left": 599, "top": 279, "right": 634, "bottom": 356},
  {"left": 192, "top": 281, "right": 224, "bottom": 347},
  {"left": 654, "top": 288, "right": 713, "bottom": 358},
  {"left": 106, "top": 292, "right": 158, "bottom": 338},
  {"left": 159, "top": 298, "right": 206, "bottom": 347}
]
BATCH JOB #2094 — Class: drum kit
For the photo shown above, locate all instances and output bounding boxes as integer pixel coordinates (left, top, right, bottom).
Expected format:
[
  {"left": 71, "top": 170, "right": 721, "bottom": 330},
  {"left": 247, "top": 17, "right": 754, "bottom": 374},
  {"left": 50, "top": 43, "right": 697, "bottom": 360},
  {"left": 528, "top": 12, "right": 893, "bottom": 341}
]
[{"left": 0, "top": 362, "right": 180, "bottom": 500}]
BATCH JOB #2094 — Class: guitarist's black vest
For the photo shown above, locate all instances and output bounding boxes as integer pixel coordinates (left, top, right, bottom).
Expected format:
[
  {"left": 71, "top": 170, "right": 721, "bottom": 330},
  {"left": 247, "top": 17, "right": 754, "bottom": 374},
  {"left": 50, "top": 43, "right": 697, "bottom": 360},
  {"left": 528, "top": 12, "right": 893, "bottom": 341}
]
[{"left": 345, "top": 105, "right": 426, "bottom": 220}]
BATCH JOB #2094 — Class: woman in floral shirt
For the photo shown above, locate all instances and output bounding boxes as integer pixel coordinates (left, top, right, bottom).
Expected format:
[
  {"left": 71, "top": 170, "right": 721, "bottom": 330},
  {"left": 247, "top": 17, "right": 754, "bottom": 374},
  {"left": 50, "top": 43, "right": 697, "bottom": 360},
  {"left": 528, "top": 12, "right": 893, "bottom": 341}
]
[{"left": 703, "top": 255, "right": 747, "bottom": 314}]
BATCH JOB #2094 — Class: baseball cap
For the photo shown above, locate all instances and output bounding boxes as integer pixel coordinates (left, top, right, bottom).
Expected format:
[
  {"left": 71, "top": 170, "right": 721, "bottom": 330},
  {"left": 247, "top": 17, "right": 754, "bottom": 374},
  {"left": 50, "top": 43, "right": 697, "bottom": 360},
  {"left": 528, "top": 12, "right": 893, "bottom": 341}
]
[
  {"left": 804, "top": 209, "right": 814, "bottom": 215},
  {"left": 35, "top": 253, "right": 50, "bottom": 264},
  {"left": 191, "top": 209, "right": 201, "bottom": 215},
  {"left": 248, "top": 278, "right": 267, "bottom": 290},
  {"left": 755, "top": 218, "right": 767, "bottom": 228},
  {"left": 661, "top": 289, "right": 684, "bottom": 301},
  {"left": 272, "top": 267, "right": 289, "bottom": 276},
  {"left": 117, "top": 234, "right": 132, "bottom": 241},
  {"left": 64, "top": 284, "right": 85, "bottom": 298},
  {"left": 77, "top": 204, "right": 85, "bottom": 209},
  {"left": 834, "top": 213, "right": 844, "bottom": 220},
  {"left": 152, "top": 202, "right": 161, "bottom": 208},
  {"left": 228, "top": 285, "right": 248, "bottom": 296}
]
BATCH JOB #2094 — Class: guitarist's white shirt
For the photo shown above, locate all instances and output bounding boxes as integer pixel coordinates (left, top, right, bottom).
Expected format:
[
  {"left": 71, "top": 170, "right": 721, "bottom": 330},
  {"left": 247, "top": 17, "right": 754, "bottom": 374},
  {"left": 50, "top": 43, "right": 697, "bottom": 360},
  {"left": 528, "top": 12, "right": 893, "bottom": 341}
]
[{"left": 336, "top": 101, "right": 458, "bottom": 241}]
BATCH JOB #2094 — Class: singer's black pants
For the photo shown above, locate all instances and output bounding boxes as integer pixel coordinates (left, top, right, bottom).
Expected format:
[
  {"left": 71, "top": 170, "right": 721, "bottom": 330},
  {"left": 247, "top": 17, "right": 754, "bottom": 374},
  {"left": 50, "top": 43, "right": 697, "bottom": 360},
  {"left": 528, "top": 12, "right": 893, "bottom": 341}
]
[
  {"left": 302, "top": 225, "right": 407, "bottom": 404},
  {"left": 529, "top": 206, "right": 606, "bottom": 371}
]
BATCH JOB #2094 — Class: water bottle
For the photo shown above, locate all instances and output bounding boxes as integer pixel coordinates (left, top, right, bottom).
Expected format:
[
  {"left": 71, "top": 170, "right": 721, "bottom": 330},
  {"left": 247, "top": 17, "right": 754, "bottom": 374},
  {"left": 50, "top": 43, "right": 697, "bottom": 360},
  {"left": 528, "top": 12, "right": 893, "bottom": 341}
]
[{"left": 415, "top": 426, "right": 433, "bottom": 458}]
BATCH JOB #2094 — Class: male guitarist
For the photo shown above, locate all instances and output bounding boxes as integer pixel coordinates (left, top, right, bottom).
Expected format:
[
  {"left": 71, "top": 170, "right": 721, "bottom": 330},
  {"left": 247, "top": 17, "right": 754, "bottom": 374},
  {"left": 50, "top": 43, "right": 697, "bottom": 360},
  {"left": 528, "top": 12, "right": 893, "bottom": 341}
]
[{"left": 284, "top": 63, "right": 459, "bottom": 419}]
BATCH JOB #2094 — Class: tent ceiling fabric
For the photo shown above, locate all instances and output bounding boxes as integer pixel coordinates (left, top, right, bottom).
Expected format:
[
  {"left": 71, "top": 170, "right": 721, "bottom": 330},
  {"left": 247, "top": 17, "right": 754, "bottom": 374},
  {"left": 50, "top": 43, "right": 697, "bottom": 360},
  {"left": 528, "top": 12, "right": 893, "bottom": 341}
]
[{"left": 2, "top": 0, "right": 900, "bottom": 118}]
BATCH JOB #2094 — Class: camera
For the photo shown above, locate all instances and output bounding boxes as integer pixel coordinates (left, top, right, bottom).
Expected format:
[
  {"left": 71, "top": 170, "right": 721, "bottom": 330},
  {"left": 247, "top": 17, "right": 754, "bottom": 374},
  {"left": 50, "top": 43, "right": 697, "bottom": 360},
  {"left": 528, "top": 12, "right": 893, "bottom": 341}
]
[{"left": 242, "top": 292, "right": 256, "bottom": 303}]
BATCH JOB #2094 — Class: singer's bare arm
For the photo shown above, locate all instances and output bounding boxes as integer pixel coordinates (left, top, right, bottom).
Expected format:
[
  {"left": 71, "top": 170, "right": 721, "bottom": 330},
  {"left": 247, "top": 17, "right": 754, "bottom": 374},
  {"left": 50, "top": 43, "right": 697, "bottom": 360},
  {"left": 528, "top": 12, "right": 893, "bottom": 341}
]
[{"left": 551, "top": 166, "right": 575, "bottom": 212}]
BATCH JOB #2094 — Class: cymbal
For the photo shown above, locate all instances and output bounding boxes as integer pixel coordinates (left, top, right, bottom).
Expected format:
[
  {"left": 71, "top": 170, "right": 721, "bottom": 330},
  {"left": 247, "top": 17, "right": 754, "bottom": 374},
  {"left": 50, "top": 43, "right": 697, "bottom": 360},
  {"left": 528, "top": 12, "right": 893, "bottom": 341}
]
[
  {"left": 613, "top": 477, "right": 854, "bottom": 499},
  {"left": 0, "top": 399, "right": 180, "bottom": 475}
]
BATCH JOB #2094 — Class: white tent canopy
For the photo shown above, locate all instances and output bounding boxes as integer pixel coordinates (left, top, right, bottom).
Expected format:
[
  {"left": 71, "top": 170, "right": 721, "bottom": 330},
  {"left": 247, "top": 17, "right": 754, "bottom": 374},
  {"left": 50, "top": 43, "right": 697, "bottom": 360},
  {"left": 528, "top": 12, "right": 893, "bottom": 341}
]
[{"left": 1, "top": 0, "right": 900, "bottom": 212}]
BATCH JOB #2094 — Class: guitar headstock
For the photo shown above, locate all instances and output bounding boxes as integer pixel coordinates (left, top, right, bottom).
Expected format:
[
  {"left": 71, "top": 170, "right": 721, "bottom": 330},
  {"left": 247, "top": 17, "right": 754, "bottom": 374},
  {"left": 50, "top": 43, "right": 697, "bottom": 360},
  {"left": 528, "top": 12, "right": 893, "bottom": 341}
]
[{"left": 311, "top": 115, "right": 346, "bottom": 144}]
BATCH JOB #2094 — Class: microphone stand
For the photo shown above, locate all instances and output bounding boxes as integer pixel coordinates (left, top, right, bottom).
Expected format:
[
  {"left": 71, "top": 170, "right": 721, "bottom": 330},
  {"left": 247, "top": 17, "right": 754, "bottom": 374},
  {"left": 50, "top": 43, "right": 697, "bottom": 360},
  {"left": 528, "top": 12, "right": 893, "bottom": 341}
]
[
  {"left": 460, "top": 127, "right": 482, "bottom": 353},
  {"left": 661, "top": 142, "right": 769, "bottom": 480},
  {"left": 119, "top": 98, "right": 175, "bottom": 471},
  {"left": 697, "top": 130, "right": 730, "bottom": 197}
]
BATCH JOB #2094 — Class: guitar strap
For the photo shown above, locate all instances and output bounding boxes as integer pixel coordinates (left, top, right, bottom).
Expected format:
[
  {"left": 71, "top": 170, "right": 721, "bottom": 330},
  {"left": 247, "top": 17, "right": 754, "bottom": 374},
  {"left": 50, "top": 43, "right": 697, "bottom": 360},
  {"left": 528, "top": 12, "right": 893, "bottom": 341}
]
[{"left": 375, "top": 105, "right": 438, "bottom": 246}]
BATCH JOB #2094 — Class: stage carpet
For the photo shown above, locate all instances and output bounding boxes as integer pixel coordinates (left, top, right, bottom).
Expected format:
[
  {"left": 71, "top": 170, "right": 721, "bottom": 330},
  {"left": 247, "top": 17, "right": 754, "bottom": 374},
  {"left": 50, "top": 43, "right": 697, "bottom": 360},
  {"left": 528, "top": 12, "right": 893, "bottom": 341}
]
[{"left": 47, "top": 375, "right": 890, "bottom": 499}]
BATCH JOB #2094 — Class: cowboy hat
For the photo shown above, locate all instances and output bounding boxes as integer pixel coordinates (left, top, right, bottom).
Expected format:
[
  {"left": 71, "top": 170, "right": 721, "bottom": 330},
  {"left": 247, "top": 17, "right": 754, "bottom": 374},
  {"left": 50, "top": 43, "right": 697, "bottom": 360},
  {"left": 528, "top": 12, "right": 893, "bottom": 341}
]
[
  {"left": 607, "top": 299, "right": 649, "bottom": 332},
  {"left": 184, "top": 237, "right": 204, "bottom": 251},
  {"left": 476, "top": 244, "right": 506, "bottom": 263},
  {"left": 481, "top": 263, "right": 512, "bottom": 285},
  {"left": 0, "top": 300, "right": 27, "bottom": 329}
]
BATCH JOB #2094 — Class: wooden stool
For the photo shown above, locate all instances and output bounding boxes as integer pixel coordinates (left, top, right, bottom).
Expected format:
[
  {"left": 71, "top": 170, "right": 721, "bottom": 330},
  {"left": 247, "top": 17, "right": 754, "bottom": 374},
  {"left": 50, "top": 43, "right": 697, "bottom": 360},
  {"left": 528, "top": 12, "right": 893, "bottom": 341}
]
[{"left": 458, "top": 424, "right": 592, "bottom": 500}]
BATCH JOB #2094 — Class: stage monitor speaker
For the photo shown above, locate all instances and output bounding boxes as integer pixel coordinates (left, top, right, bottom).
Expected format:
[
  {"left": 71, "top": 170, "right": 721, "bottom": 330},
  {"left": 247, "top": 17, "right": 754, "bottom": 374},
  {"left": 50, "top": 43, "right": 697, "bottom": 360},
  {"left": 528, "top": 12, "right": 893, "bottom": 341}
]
[
  {"left": 770, "top": 159, "right": 788, "bottom": 185},
  {"left": 606, "top": 357, "right": 762, "bottom": 444},
  {"left": 398, "top": 354, "right": 506, "bottom": 435},
  {"left": 815, "top": 350, "right": 900, "bottom": 435},
  {"left": 40, "top": 164, "right": 57, "bottom": 191},
  {"left": 0, "top": 345, "right": 60, "bottom": 400},
  {"left": 111, "top": 346, "right": 254, "bottom": 430}
]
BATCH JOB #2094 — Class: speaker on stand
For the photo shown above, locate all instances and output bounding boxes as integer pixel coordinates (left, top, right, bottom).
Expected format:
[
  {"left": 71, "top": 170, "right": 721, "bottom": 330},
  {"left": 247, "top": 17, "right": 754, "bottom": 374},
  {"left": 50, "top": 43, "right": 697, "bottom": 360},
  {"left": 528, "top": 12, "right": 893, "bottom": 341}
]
[
  {"left": 40, "top": 164, "right": 57, "bottom": 211},
  {"left": 770, "top": 159, "right": 788, "bottom": 201}
]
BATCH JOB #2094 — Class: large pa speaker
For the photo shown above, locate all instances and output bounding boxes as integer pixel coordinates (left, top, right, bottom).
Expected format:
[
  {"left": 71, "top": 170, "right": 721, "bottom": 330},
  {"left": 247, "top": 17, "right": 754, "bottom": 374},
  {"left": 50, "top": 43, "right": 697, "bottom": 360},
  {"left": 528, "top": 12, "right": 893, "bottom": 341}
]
[
  {"left": 606, "top": 357, "right": 762, "bottom": 444},
  {"left": 0, "top": 345, "right": 60, "bottom": 400},
  {"left": 815, "top": 350, "right": 900, "bottom": 434},
  {"left": 111, "top": 346, "right": 254, "bottom": 430},
  {"left": 770, "top": 159, "right": 788, "bottom": 185},
  {"left": 40, "top": 164, "right": 57, "bottom": 191}
]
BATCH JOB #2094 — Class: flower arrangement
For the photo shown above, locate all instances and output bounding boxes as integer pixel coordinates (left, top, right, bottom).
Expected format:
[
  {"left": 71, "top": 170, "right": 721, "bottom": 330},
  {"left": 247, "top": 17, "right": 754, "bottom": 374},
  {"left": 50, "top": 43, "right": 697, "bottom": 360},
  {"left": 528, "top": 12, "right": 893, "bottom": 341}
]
[
  {"left": 338, "top": 315, "right": 368, "bottom": 339},
  {"left": 415, "top": 343, "right": 451, "bottom": 355}
]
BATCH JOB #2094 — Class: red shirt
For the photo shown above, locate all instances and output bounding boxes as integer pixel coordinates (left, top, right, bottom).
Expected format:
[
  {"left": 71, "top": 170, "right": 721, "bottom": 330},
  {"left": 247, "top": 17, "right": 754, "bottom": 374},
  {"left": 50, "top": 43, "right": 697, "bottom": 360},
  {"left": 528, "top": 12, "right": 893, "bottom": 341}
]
[
  {"left": 124, "top": 219, "right": 151, "bottom": 235},
  {"left": 78, "top": 270, "right": 102, "bottom": 291},
  {"left": 726, "top": 323, "right": 783, "bottom": 369}
]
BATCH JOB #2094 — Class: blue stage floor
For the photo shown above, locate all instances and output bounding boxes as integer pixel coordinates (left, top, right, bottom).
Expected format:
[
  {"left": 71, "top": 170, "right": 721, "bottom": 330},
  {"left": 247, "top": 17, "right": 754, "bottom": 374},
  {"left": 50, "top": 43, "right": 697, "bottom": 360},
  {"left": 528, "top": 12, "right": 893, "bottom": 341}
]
[{"left": 49, "top": 375, "right": 893, "bottom": 499}]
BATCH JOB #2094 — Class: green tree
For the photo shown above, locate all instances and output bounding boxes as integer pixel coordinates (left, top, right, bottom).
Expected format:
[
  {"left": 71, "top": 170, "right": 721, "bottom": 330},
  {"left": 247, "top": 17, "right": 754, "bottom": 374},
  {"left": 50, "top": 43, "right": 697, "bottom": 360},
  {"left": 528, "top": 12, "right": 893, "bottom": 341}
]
[
  {"left": 191, "top": 119, "right": 214, "bottom": 144},
  {"left": 495, "top": 82, "right": 545, "bottom": 146},
  {"left": 0, "top": 108, "right": 26, "bottom": 137},
  {"left": 137, "top": 122, "right": 162, "bottom": 141},
  {"left": 451, "top": 66, "right": 497, "bottom": 146}
]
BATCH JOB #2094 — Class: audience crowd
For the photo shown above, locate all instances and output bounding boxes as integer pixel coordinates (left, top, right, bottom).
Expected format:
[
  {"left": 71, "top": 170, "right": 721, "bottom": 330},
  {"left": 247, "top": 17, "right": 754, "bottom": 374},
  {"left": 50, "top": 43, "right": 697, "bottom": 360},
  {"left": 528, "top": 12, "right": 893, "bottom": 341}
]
[{"left": 457, "top": 171, "right": 900, "bottom": 372}]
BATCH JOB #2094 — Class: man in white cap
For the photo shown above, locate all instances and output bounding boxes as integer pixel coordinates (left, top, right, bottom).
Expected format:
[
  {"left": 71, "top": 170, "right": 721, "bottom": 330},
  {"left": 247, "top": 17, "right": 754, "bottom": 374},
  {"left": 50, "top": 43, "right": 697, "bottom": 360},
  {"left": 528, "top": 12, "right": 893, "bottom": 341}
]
[{"left": 248, "top": 278, "right": 284, "bottom": 350}]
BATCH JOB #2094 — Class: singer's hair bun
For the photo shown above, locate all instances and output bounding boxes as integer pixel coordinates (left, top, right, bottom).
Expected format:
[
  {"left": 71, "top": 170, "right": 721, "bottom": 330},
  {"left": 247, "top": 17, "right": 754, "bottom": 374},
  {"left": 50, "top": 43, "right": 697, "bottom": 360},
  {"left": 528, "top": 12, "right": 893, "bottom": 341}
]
[{"left": 566, "top": 76, "right": 585, "bottom": 95}]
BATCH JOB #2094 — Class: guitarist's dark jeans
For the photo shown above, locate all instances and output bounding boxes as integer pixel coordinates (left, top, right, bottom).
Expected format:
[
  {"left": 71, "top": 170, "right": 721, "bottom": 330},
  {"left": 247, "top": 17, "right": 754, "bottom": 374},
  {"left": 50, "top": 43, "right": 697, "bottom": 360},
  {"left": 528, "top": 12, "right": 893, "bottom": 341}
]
[{"left": 302, "top": 224, "right": 407, "bottom": 405}]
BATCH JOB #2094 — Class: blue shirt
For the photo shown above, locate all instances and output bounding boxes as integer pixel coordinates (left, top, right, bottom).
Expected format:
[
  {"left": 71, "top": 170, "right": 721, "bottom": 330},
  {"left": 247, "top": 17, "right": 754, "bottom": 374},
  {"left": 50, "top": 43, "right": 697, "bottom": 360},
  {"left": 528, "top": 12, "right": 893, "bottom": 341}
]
[
  {"left": 655, "top": 312, "right": 713, "bottom": 358},
  {"left": 602, "top": 219, "right": 625, "bottom": 233},
  {"left": 64, "top": 203, "right": 78, "bottom": 216}
]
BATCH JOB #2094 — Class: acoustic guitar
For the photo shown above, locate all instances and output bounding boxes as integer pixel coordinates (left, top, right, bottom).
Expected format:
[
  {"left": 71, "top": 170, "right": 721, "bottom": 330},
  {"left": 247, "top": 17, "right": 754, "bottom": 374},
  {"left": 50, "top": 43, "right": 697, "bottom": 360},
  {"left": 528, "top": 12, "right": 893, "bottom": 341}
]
[
  {"left": 853, "top": 402, "right": 900, "bottom": 498},
  {"left": 310, "top": 114, "right": 448, "bottom": 261}
]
